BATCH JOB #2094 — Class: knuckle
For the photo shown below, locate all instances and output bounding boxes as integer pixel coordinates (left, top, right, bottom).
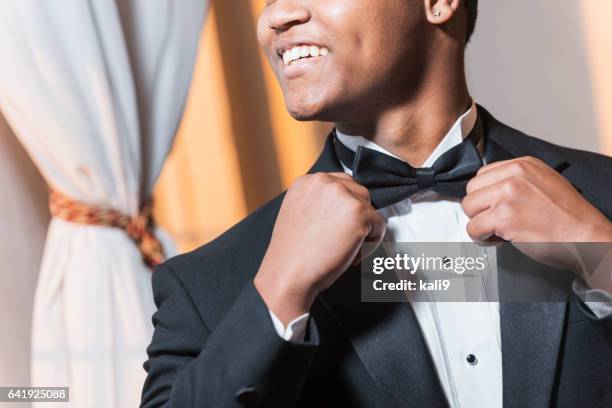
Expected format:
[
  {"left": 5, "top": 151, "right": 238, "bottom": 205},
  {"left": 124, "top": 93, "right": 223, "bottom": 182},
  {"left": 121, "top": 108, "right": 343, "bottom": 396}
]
[
  {"left": 359, "top": 187, "right": 372, "bottom": 203},
  {"left": 501, "top": 179, "right": 520, "bottom": 197},
  {"left": 511, "top": 161, "right": 529, "bottom": 176},
  {"left": 312, "top": 172, "right": 330, "bottom": 184},
  {"left": 330, "top": 181, "right": 348, "bottom": 196},
  {"left": 497, "top": 203, "right": 515, "bottom": 223},
  {"left": 347, "top": 199, "right": 366, "bottom": 215},
  {"left": 358, "top": 184, "right": 371, "bottom": 197},
  {"left": 524, "top": 155, "right": 542, "bottom": 165}
]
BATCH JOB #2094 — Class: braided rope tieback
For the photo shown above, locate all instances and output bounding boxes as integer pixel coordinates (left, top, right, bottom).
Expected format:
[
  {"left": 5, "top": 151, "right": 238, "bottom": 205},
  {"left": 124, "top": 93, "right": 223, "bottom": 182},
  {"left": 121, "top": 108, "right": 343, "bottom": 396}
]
[{"left": 48, "top": 188, "right": 165, "bottom": 268}]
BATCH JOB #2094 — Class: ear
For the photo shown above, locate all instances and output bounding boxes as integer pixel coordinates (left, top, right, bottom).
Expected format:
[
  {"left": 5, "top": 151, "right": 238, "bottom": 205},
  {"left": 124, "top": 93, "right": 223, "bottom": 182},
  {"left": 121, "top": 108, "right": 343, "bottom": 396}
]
[{"left": 424, "top": 0, "right": 462, "bottom": 25}]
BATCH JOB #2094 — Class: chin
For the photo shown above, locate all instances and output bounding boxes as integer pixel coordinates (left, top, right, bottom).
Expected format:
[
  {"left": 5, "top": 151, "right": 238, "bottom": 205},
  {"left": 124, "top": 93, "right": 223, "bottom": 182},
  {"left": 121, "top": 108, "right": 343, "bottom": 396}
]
[
  {"left": 285, "top": 88, "right": 329, "bottom": 121},
  {"left": 286, "top": 101, "right": 324, "bottom": 121},
  {"left": 284, "top": 92, "right": 337, "bottom": 122},
  {"left": 284, "top": 85, "right": 361, "bottom": 123},
  {"left": 288, "top": 109, "right": 318, "bottom": 122}
]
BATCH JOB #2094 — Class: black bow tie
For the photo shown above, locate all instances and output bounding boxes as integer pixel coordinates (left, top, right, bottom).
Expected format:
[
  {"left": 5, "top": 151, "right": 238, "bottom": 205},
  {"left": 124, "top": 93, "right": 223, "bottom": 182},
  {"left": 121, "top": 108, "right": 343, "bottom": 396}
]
[{"left": 333, "top": 123, "right": 484, "bottom": 209}]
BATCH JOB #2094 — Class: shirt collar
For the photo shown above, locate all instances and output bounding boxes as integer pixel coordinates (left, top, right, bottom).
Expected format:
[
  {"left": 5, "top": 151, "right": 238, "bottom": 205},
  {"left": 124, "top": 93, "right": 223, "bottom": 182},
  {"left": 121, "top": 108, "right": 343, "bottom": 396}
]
[{"left": 335, "top": 101, "right": 478, "bottom": 168}]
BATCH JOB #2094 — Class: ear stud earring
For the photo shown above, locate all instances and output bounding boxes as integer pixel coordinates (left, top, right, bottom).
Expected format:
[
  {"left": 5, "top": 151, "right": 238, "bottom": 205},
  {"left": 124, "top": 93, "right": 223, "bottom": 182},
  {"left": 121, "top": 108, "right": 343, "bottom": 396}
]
[{"left": 434, "top": 10, "right": 442, "bottom": 17}]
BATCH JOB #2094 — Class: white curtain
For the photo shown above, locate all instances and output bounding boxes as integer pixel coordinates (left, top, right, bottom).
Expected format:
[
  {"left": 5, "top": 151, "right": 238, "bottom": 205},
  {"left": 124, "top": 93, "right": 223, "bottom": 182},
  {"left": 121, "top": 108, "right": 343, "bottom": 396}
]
[
  {"left": 0, "top": 113, "right": 49, "bottom": 402},
  {"left": 0, "top": 1, "right": 207, "bottom": 407}
]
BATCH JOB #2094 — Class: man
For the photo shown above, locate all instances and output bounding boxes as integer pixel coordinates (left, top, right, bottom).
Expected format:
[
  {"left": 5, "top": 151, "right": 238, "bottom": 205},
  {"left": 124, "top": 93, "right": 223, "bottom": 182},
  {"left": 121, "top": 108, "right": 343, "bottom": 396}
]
[{"left": 141, "top": 0, "right": 612, "bottom": 407}]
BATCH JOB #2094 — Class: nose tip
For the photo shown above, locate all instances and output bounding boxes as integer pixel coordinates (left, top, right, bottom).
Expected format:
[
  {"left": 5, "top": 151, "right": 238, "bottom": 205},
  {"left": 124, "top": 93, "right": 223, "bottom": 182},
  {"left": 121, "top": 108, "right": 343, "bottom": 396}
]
[{"left": 267, "top": 1, "right": 311, "bottom": 31}]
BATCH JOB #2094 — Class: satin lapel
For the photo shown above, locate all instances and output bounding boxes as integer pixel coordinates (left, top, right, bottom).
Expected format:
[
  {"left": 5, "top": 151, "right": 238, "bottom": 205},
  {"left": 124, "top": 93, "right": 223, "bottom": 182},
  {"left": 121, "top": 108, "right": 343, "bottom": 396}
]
[
  {"left": 480, "top": 106, "right": 569, "bottom": 408},
  {"left": 307, "top": 132, "right": 345, "bottom": 174},
  {"left": 480, "top": 105, "right": 568, "bottom": 171},
  {"left": 319, "top": 263, "right": 447, "bottom": 408},
  {"left": 311, "top": 135, "right": 447, "bottom": 407}
]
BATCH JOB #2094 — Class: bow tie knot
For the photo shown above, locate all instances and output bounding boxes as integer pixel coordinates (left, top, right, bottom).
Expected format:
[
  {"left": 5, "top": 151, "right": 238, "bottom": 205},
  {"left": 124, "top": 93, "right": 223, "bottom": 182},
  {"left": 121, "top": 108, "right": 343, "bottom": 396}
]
[
  {"left": 334, "top": 121, "right": 484, "bottom": 209},
  {"left": 416, "top": 167, "right": 436, "bottom": 191}
]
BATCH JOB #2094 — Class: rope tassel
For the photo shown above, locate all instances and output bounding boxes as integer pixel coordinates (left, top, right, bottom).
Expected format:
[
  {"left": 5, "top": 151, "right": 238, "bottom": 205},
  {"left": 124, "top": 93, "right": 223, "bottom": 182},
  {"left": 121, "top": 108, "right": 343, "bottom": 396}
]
[{"left": 48, "top": 188, "right": 165, "bottom": 268}]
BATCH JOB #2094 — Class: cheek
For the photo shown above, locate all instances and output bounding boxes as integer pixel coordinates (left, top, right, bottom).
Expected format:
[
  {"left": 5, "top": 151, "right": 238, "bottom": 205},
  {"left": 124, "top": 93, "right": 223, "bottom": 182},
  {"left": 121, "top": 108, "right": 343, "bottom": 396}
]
[
  {"left": 256, "top": 14, "right": 272, "bottom": 56},
  {"left": 331, "top": 6, "right": 407, "bottom": 83}
]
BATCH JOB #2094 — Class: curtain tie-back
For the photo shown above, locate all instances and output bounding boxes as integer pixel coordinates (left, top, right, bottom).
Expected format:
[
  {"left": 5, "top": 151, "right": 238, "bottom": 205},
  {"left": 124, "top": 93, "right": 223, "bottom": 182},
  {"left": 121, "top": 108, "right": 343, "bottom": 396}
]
[{"left": 48, "top": 188, "right": 165, "bottom": 268}]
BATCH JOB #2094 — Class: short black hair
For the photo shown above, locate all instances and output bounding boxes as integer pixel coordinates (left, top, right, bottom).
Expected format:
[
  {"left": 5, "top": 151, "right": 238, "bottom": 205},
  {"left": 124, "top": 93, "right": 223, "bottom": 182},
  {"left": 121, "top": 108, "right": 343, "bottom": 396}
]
[{"left": 464, "top": 0, "right": 478, "bottom": 43}]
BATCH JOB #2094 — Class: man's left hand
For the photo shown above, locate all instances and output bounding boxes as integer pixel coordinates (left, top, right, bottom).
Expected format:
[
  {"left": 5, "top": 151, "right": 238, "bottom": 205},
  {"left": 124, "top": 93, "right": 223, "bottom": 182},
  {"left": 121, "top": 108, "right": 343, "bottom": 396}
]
[
  {"left": 462, "top": 156, "right": 612, "bottom": 276},
  {"left": 462, "top": 156, "right": 611, "bottom": 243}
]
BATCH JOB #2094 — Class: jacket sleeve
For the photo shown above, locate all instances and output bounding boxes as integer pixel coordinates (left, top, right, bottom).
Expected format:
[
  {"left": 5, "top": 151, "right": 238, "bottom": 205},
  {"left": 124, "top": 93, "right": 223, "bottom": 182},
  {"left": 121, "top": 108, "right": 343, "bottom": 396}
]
[{"left": 140, "top": 264, "right": 319, "bottom": 408}]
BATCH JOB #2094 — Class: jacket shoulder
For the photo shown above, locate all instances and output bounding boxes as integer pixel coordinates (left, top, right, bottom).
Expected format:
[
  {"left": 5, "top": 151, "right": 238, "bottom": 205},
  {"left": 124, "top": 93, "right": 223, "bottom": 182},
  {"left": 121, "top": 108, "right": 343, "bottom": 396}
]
[{"left": 558, "top": 145, "right": 612, "bottom": 217}]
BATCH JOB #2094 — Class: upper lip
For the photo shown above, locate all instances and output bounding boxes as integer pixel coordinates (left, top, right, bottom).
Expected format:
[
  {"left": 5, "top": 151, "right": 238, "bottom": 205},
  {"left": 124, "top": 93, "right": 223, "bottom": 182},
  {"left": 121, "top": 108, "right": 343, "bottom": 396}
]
[{"left": 275, "top": 37, "right": 329, "bottom": 58}]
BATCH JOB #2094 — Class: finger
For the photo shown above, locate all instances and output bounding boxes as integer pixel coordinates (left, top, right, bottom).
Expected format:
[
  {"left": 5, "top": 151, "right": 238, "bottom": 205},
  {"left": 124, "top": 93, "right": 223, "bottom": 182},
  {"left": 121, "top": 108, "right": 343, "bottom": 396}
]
[
  {"left": 309, "top": 172, "right": 371, "bottom": 205},
  {"left": 475, "top": 156, "right": 549, "bottom": 180},
  {"left": 462, "top": 183, "right": 502, "bottom": 218},
  {"left": 354, "top": 209, "right": 387, "bottom": 264},
  {"left": 477, "top": 156, "right": 546, "bottom": 176},
  {"left": 467, "top": 159, "right": 537, "bottom": 194},
  {"left": 327, "top": 172, "right": 354, "bottom": 180},
  {"left": 365, "top": 208, "right": 387, "bottom": 244},
  {"left": 466, "top": 208, "right": 502, "bottom": 242},
  {"left": 329, "top": 172, "right": 383, "bottom": 206},
  {"left": 476, "top": 159, "right": 512, "bottom": 175},
  {"left": 330, "top": 175, "right": 372, "bottom": 204}
]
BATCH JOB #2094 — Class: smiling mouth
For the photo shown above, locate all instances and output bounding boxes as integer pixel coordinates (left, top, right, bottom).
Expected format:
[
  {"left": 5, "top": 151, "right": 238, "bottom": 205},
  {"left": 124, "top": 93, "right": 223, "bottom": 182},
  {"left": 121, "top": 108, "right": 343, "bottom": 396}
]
[{"left": 281, "top": 44, "right": 330, "bottom": 66}]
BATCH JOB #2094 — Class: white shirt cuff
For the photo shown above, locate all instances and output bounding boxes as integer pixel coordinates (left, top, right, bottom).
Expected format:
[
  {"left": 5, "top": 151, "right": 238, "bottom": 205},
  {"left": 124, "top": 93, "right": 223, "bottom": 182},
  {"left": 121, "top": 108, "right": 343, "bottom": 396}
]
[
  {"left": 268, "top": 310, "right": 310, "bottom": 342},
  {"left": 572, "top": 279, "right": 612, "bottom": 319}
]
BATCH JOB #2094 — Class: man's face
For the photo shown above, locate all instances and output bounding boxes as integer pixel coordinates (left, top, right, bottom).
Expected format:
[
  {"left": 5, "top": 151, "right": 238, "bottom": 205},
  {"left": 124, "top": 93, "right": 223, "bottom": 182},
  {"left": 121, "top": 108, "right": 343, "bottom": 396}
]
[{"left": 258, "top": 0, "right": 430, "bottom": 123}]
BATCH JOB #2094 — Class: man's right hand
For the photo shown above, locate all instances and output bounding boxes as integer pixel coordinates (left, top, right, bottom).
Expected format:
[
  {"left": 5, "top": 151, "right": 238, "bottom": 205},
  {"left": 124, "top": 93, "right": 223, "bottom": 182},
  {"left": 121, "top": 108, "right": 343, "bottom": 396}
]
[{"left": 254, "top": 172, "right": 386, "bottom": 326}]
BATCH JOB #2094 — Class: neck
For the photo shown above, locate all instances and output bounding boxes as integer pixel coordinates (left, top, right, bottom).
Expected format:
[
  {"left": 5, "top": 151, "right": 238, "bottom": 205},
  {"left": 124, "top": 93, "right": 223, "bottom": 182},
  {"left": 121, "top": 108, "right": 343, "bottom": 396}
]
[{"left": 335, "top": 54, "right": 471, "bottom": 167}]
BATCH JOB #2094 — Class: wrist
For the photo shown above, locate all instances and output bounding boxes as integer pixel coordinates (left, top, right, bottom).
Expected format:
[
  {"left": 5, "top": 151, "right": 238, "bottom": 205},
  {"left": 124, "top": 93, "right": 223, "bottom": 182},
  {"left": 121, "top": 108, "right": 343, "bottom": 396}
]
[{"left": 254, "top": 263, "right": 318, "bottom": 326}]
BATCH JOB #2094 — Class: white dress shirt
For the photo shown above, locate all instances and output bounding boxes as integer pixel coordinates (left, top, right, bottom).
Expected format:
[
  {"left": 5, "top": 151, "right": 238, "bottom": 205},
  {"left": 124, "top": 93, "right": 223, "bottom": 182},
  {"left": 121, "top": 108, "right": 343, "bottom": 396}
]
[{"left": 268, "top": 102, "right": 612, "bottom": 407}]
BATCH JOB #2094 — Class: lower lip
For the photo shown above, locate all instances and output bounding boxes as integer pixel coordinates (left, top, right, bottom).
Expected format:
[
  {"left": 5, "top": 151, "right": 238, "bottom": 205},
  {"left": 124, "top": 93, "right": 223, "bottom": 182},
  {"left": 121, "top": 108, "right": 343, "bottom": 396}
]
[{"left": 281, "top": 55, "right": 327, "bottom": 79}]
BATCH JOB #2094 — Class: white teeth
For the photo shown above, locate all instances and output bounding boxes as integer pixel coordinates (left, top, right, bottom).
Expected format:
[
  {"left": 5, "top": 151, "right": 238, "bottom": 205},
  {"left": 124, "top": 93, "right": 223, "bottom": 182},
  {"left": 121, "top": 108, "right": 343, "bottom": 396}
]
[
  {"left": 282, "top": 45, "right": 330, "bottom": 66},
  {"left": 290, "top": 47, "right": 301, "bottom": 60}
]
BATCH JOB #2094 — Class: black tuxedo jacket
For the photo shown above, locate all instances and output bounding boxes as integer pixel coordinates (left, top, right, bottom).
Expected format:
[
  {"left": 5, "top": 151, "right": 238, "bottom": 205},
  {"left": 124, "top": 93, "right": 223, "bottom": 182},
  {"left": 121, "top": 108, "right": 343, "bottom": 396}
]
[{"left": 141, "top": 106, "right": 612, "bottom": 408}]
